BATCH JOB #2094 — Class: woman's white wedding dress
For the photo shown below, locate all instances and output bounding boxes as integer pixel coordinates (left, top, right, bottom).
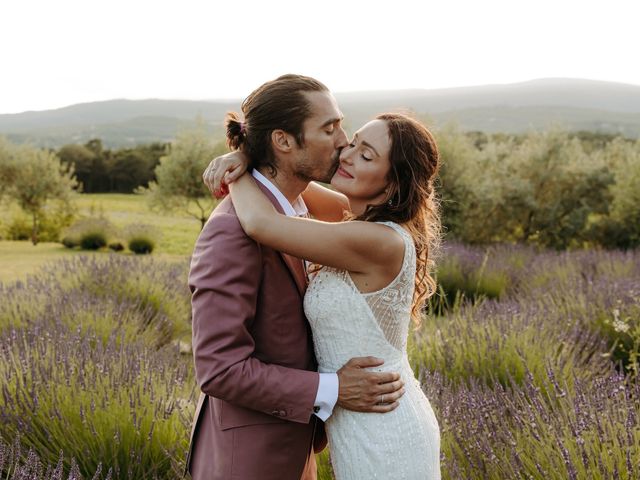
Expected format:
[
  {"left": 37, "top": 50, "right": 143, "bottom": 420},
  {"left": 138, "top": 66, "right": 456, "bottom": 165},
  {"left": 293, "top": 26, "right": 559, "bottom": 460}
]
[{"left": 304, "top": 222, "right": 441, "bottom": 480}]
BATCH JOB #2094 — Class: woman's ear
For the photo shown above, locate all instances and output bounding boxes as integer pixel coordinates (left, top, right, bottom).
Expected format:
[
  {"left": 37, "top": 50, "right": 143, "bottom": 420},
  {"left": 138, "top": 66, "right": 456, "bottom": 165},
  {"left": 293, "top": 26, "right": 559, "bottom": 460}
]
[{"left": 271, "top": 129, "right": 294, "bottom": 153}]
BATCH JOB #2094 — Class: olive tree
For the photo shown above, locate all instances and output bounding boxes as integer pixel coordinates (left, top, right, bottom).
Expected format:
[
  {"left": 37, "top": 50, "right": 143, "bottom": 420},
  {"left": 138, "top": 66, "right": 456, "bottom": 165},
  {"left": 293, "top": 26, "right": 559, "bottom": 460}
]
[
  {"left": 1, "top": 138, "right": 79, "bottom": 244},
  {"left": 140, "top": 125, "right": 227, "bottom": 229}
]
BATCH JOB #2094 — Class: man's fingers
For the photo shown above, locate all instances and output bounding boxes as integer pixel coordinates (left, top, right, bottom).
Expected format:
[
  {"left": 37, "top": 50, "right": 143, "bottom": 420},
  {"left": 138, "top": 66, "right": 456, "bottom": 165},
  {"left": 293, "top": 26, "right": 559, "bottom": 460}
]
[
  {"left": 213, "top": 169, "right": 225, "bottom": 192},
  {"left": 203, "top": 167, "right": 212, "bottom": 187},
  {"left": 203, "top": 164, "right": 217, "bottom": 192},
  {"left": 376, "top": 380, "right": 404, "bottom": 395},
  {"left": 381, "top": 388, "right": 405, "bottom": 404},
  {"left": 366, "top": 387, "right": 404, "bottom": 407},
  {"left": 226, "top": 166, "right": 244, "bottom": 183},
  {"left": 368, "top": 401, "right": 401, "bottom": 414},
  {"left": 348, "top": 356, "right": 385, "bottom": 369},
  {"left": 368, "top": 371, "right": 401, "bottom": 385}
]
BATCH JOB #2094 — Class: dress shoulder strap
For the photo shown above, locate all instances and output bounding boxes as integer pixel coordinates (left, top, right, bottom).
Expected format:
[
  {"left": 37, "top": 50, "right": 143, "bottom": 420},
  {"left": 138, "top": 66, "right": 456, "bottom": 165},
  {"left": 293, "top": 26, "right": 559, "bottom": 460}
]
[{"left": 375, "top": 221, "right": 412, "bottom": 242}]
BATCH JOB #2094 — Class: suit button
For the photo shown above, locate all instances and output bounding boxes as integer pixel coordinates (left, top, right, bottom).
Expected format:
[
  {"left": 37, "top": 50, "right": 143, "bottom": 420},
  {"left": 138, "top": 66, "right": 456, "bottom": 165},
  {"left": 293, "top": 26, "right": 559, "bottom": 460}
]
[
  {"left": 271, "top": 410, "right": 287, "bottom": 417},
  {"left": 313, "top": 406, "right": 320, "bottom": 413}
]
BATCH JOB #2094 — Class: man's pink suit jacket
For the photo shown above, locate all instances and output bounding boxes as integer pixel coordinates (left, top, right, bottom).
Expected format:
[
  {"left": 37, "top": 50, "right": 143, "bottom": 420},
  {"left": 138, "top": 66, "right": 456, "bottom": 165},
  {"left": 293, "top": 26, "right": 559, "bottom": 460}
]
[{"left": 186, "top": 183, "right": 327, "bottom": 480}]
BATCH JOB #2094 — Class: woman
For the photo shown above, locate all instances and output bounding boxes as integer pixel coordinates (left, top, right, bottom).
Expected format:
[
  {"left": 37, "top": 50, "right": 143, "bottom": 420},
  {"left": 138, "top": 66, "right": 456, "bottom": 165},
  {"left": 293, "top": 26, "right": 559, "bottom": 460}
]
[{"left": 208, "top": 113, "right": 441, "bottom": 479}]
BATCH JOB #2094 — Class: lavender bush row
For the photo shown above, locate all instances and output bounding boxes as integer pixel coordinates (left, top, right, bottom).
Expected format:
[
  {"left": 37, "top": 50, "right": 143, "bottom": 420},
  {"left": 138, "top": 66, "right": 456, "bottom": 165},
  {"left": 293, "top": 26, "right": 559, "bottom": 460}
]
[
  {"left": 0, "top": 245, "right": 637, "bottom": 479},
  {"left": 435, "top": 243, "right": 539, "bottom": 302},
  {"left": 438, "top": 243, "right": 640, "bottom": 303},
  {"left": 435, "top": 244, "right": 640, "bottom": 375},
  {"left": 529, "top": 272, "right": 640, "bottom": 376},
  {"left": 0, "top": 436, "right": 109, "bottom": 479},
  {"left": 0, "top": 325, "right": 194, "bottom": 479},
  {"left": 422, "top": 366, "right": 639, "bottom": 479},
  {"left": 0, "top": 255, "right": 192, "bottom": 347},
  {"left": 410, "top": 299, "right": 613, "bottom": 392}
]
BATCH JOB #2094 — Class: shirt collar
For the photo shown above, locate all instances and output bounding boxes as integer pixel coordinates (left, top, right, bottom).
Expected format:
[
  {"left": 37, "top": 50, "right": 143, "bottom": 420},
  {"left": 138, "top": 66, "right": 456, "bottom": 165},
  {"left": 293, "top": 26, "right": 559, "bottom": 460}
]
[{"left": 251, "top": 169, "right": 309, "bottom": 217}]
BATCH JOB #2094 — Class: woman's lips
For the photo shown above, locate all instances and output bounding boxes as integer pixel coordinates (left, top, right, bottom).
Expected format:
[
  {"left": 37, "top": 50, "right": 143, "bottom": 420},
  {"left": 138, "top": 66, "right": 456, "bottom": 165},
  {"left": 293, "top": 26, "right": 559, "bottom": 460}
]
[{"left": 337, "top": 167, "right": 354, "bottom": 179}]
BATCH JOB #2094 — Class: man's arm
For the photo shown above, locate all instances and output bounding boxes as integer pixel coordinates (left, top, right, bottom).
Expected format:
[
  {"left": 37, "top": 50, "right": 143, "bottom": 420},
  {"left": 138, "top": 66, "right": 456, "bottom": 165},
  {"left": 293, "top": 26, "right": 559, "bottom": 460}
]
[
  {"left": 190, "top": 212, "right": 319, "bottom": 423},
  {"left": 191, "top": 208, "right": 405, "bottom": 421}
]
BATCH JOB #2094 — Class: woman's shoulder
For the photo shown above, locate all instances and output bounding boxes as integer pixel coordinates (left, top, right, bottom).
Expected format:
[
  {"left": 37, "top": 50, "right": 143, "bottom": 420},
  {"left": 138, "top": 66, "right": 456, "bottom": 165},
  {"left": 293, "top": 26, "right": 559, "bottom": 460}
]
[{"left": 373, "top": 220, "right": 411, "bottom": 241}]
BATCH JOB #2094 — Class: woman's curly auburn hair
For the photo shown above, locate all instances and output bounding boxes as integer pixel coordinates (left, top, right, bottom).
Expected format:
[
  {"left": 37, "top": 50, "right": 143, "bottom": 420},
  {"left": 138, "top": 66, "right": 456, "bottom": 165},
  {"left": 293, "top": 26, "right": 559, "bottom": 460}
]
[{"left": 352, "top": 113, "right": 442, "bottom": 327}]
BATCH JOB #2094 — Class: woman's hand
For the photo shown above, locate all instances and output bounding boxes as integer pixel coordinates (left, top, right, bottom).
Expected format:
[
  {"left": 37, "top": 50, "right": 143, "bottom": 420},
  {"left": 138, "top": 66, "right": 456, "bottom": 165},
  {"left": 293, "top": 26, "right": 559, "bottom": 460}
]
[{"left": 203, "top": 151, "right": 250, "bottom": 198}]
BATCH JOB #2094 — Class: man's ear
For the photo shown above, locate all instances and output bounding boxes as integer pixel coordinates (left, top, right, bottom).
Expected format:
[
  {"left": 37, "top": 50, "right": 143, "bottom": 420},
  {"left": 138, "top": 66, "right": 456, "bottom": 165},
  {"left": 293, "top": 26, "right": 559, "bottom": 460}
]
[{"left": 271, "top": 129, "right": 294, "bottom": 153}]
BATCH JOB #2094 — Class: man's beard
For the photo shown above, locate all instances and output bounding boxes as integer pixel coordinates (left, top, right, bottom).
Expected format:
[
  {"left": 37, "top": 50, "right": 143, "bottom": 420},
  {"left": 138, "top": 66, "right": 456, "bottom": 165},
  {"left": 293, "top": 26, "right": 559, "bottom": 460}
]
[{"left": 294, "top": 150, "right": 341, "bottom": 184}]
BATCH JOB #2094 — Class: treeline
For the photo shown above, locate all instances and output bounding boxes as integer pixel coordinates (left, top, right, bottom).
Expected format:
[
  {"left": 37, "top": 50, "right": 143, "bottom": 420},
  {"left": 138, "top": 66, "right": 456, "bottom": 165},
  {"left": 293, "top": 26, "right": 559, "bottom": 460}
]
[
  {"left": 437, "top": 128, "right": 640, "bottom": 249},
  {"left": 56, "top": 139, "right": 168, "bottom": 193},
  {"left": 2, "top": 128, "right": 640, "bottom": 250}
]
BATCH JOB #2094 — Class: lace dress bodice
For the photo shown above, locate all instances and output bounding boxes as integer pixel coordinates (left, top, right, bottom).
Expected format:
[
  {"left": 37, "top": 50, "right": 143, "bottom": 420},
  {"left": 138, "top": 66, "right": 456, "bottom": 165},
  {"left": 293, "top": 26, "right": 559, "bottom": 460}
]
[
  {"left": 303, "top": 221, "right": 441, "bottom": 480},
  {"left": 305, "top": 221, "right": 414, "bottom": 372}
]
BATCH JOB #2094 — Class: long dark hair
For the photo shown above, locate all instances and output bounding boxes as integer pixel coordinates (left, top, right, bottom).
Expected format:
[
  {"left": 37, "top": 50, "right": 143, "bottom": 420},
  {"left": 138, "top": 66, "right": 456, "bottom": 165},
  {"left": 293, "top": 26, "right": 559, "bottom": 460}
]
[
  {"left": 353, "top": 113, "right": 442, "bottom": 326},
  {"left": 225, "top": 74, "right": 329, "bottom": 176}
]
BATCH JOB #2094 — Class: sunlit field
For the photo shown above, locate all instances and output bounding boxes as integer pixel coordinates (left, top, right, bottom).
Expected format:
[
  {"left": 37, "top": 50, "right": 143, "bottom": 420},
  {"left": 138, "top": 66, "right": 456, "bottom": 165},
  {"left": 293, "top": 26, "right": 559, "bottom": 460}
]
[
  {"left": 72, "top": 194, "right": 206, "bottom": 255},
  {"left": 2, "top": 0, "right": 640, "bottom": 477},
  {"left": 1, "top": 226, "right": 638, "bottom": 478},
  {"left": 0, "top": 193, "right": 209, "bottom": 283}
]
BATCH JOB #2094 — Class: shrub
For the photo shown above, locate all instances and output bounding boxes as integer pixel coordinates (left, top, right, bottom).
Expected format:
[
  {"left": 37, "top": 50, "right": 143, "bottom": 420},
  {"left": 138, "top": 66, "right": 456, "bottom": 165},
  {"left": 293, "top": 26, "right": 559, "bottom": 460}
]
[
  {"left": 125, "top": 224, "right": 160, "bottom": 255},
  {"left": 5, "top": 210, "right": 72, "bottom": 243},
  {"left": 62, "top": 217, "right": 115, "bottom": 250},
  {"left": 6, "top": 215, "right": 30, "bottom": 240},
  {"left": 0, "top": 327, "right": 193, "bottom": 479},
  {"left": 431, "top": 243, "right": 535, "bottom": 313},
  {"left": 2, "top": 241, "right": 638, "bottom": 480},
  {"left": 424, "top": 366, "right": 640, "bottom": 479},
  {"left": 108, "top": 241, "right": 125, "bottom": 252},
  {"left": 129, "top": 237, "right": 154, "bottom": 254},
  {"left": 61, "top": 236, "right": 79, "bottom": 248},
  {"left": 0, "top": 437, "right": 107, "bottom": 479},
  {"left": 517, "top": 248, "right": 640, "bottom": 376},
  {"left": 0, "top": 255, "right": 192, "bottom": 347},
  {"left": 410, "top": 299, "right": 612, "bottom": 392},
  {"left": 80, "top": 232, "right": 107, "bottom": 250}
]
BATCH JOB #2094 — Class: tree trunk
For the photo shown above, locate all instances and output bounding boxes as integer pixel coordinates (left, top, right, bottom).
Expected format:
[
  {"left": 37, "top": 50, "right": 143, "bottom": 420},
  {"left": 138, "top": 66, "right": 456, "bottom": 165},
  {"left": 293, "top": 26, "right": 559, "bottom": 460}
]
[{"left": 31, "top": 211, "right": 39, "bottom": 245}]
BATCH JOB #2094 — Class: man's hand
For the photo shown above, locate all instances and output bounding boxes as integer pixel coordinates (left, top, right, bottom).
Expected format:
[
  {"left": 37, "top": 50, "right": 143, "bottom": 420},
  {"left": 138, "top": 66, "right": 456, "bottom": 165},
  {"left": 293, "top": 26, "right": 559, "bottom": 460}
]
[
  {"left": 336, "top": 356, "right": 405, "bottom": 413},
  {"left": 203, "top": 151, "right": 250, "bottom": 198}
]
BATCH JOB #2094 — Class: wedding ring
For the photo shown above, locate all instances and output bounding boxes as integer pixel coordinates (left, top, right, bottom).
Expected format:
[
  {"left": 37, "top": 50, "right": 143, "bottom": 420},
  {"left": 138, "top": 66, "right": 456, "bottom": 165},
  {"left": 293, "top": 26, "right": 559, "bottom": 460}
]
[{"left": 380, "top": 394, "right": 385, "bottom": 404}]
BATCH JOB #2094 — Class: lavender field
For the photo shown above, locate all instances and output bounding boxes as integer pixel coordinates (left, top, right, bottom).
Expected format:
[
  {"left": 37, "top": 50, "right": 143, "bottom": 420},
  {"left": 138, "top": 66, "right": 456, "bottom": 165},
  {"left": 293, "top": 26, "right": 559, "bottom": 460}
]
[{"left": 1, "top": 244, "right": 638, "bottom": 479}]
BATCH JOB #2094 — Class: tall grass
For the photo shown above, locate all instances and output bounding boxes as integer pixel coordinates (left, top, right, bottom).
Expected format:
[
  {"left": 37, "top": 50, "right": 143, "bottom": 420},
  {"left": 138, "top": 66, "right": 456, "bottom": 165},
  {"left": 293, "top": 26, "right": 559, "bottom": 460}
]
[
  {"left": 1, "top": 244, "right": 638, "bottom": 479},
  {"left": 410, "top": 299, "right": 613, "bottom": 392},
  {"left": 423, "top": 367, "right": 639, "bottom": 479},
  {"left": 0, "top": 255, "right": 192, "bottom": 346},
  {"left": 0, "top": 327, "right": 194, "bottom": 478}
]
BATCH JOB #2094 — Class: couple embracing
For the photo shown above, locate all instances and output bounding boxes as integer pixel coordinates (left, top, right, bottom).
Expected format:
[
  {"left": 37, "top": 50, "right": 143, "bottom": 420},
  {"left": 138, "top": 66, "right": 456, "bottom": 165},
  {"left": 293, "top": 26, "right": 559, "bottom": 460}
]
[{"left": 187, "top": 74, "right": 441, "bottom": 480}]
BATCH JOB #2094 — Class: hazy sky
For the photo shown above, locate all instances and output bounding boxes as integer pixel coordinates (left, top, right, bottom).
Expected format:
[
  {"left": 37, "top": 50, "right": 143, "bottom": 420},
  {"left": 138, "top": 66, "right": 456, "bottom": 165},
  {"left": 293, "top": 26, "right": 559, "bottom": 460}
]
[{"left": 1, "top": 0, "right": 638, "bottom": 114}]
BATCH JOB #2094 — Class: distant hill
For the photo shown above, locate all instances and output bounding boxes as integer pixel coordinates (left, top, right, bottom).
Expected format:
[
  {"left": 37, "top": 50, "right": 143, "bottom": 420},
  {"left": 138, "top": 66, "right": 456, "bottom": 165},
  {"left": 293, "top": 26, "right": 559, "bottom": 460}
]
[{"left": 1, "top": 78, "right": 639, "bottom": 148}]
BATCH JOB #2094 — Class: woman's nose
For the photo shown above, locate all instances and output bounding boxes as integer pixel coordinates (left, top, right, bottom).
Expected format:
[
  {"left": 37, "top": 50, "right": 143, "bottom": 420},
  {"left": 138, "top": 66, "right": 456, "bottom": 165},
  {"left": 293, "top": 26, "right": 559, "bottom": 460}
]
[{"left": 339, "top": 149, "right": 353, "bottom": 164}]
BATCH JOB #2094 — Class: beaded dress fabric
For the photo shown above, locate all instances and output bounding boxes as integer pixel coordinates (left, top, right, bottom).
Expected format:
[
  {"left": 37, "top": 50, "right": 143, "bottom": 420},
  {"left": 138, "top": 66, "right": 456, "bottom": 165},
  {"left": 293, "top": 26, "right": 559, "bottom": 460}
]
[{"left": 304, "top": 222, "right": 441, "bottom": 479}]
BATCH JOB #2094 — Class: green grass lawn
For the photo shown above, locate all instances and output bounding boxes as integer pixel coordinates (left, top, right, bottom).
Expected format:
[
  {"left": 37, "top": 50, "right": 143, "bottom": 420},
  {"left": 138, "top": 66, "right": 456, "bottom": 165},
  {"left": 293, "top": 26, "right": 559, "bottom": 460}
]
[
  {"left": 0, "top": 241, "right": 82, "bottom": 284},
  {"left": 0, "top": 193, "right": 215, "bottom": 284},
  {"left": 73, "top": 193, "right": 210, "bottom": 255}
]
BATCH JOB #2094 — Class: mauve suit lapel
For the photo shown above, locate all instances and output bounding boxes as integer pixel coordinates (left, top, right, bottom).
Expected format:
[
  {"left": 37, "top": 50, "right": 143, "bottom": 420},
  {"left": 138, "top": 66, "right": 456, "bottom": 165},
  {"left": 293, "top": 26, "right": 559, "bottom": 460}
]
[{"left": 253, "top": 181, "right": 308, "bottom": 296}]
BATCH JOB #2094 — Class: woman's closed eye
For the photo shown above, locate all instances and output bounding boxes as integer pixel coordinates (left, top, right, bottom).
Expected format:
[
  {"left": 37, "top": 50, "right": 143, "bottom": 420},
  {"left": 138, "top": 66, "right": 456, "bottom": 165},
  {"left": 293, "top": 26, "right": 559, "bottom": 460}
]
[{"left": 348, "top": 141, "right": 372, "bottom": 161}]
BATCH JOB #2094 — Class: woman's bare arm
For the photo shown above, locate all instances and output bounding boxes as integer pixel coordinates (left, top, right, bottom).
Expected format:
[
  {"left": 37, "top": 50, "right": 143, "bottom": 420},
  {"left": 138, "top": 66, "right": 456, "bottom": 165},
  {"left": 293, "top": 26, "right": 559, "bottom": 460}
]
[
  {"left": 229, "top": 174, "right": 403, "bottom": 274},
  {"left": 202, "top": 152, "right": 351, "bottom": 221},
  {"left": 301, "top": 182, "right": 351, "bottom": 222}
]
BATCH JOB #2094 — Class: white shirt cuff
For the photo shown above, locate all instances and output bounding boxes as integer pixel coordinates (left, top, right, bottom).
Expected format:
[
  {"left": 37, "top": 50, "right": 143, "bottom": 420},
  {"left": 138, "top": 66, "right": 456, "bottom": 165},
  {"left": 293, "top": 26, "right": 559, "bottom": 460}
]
[{"left": 313, "top": 373, "right": 338, "bottom": 421}]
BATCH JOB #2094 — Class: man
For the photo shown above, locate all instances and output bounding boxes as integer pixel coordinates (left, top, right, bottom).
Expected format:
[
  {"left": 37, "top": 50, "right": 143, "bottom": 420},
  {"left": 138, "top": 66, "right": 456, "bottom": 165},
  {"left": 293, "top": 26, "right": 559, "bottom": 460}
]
[{"left": 187, "top": 74, "right": 404, "bottom": 480}]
